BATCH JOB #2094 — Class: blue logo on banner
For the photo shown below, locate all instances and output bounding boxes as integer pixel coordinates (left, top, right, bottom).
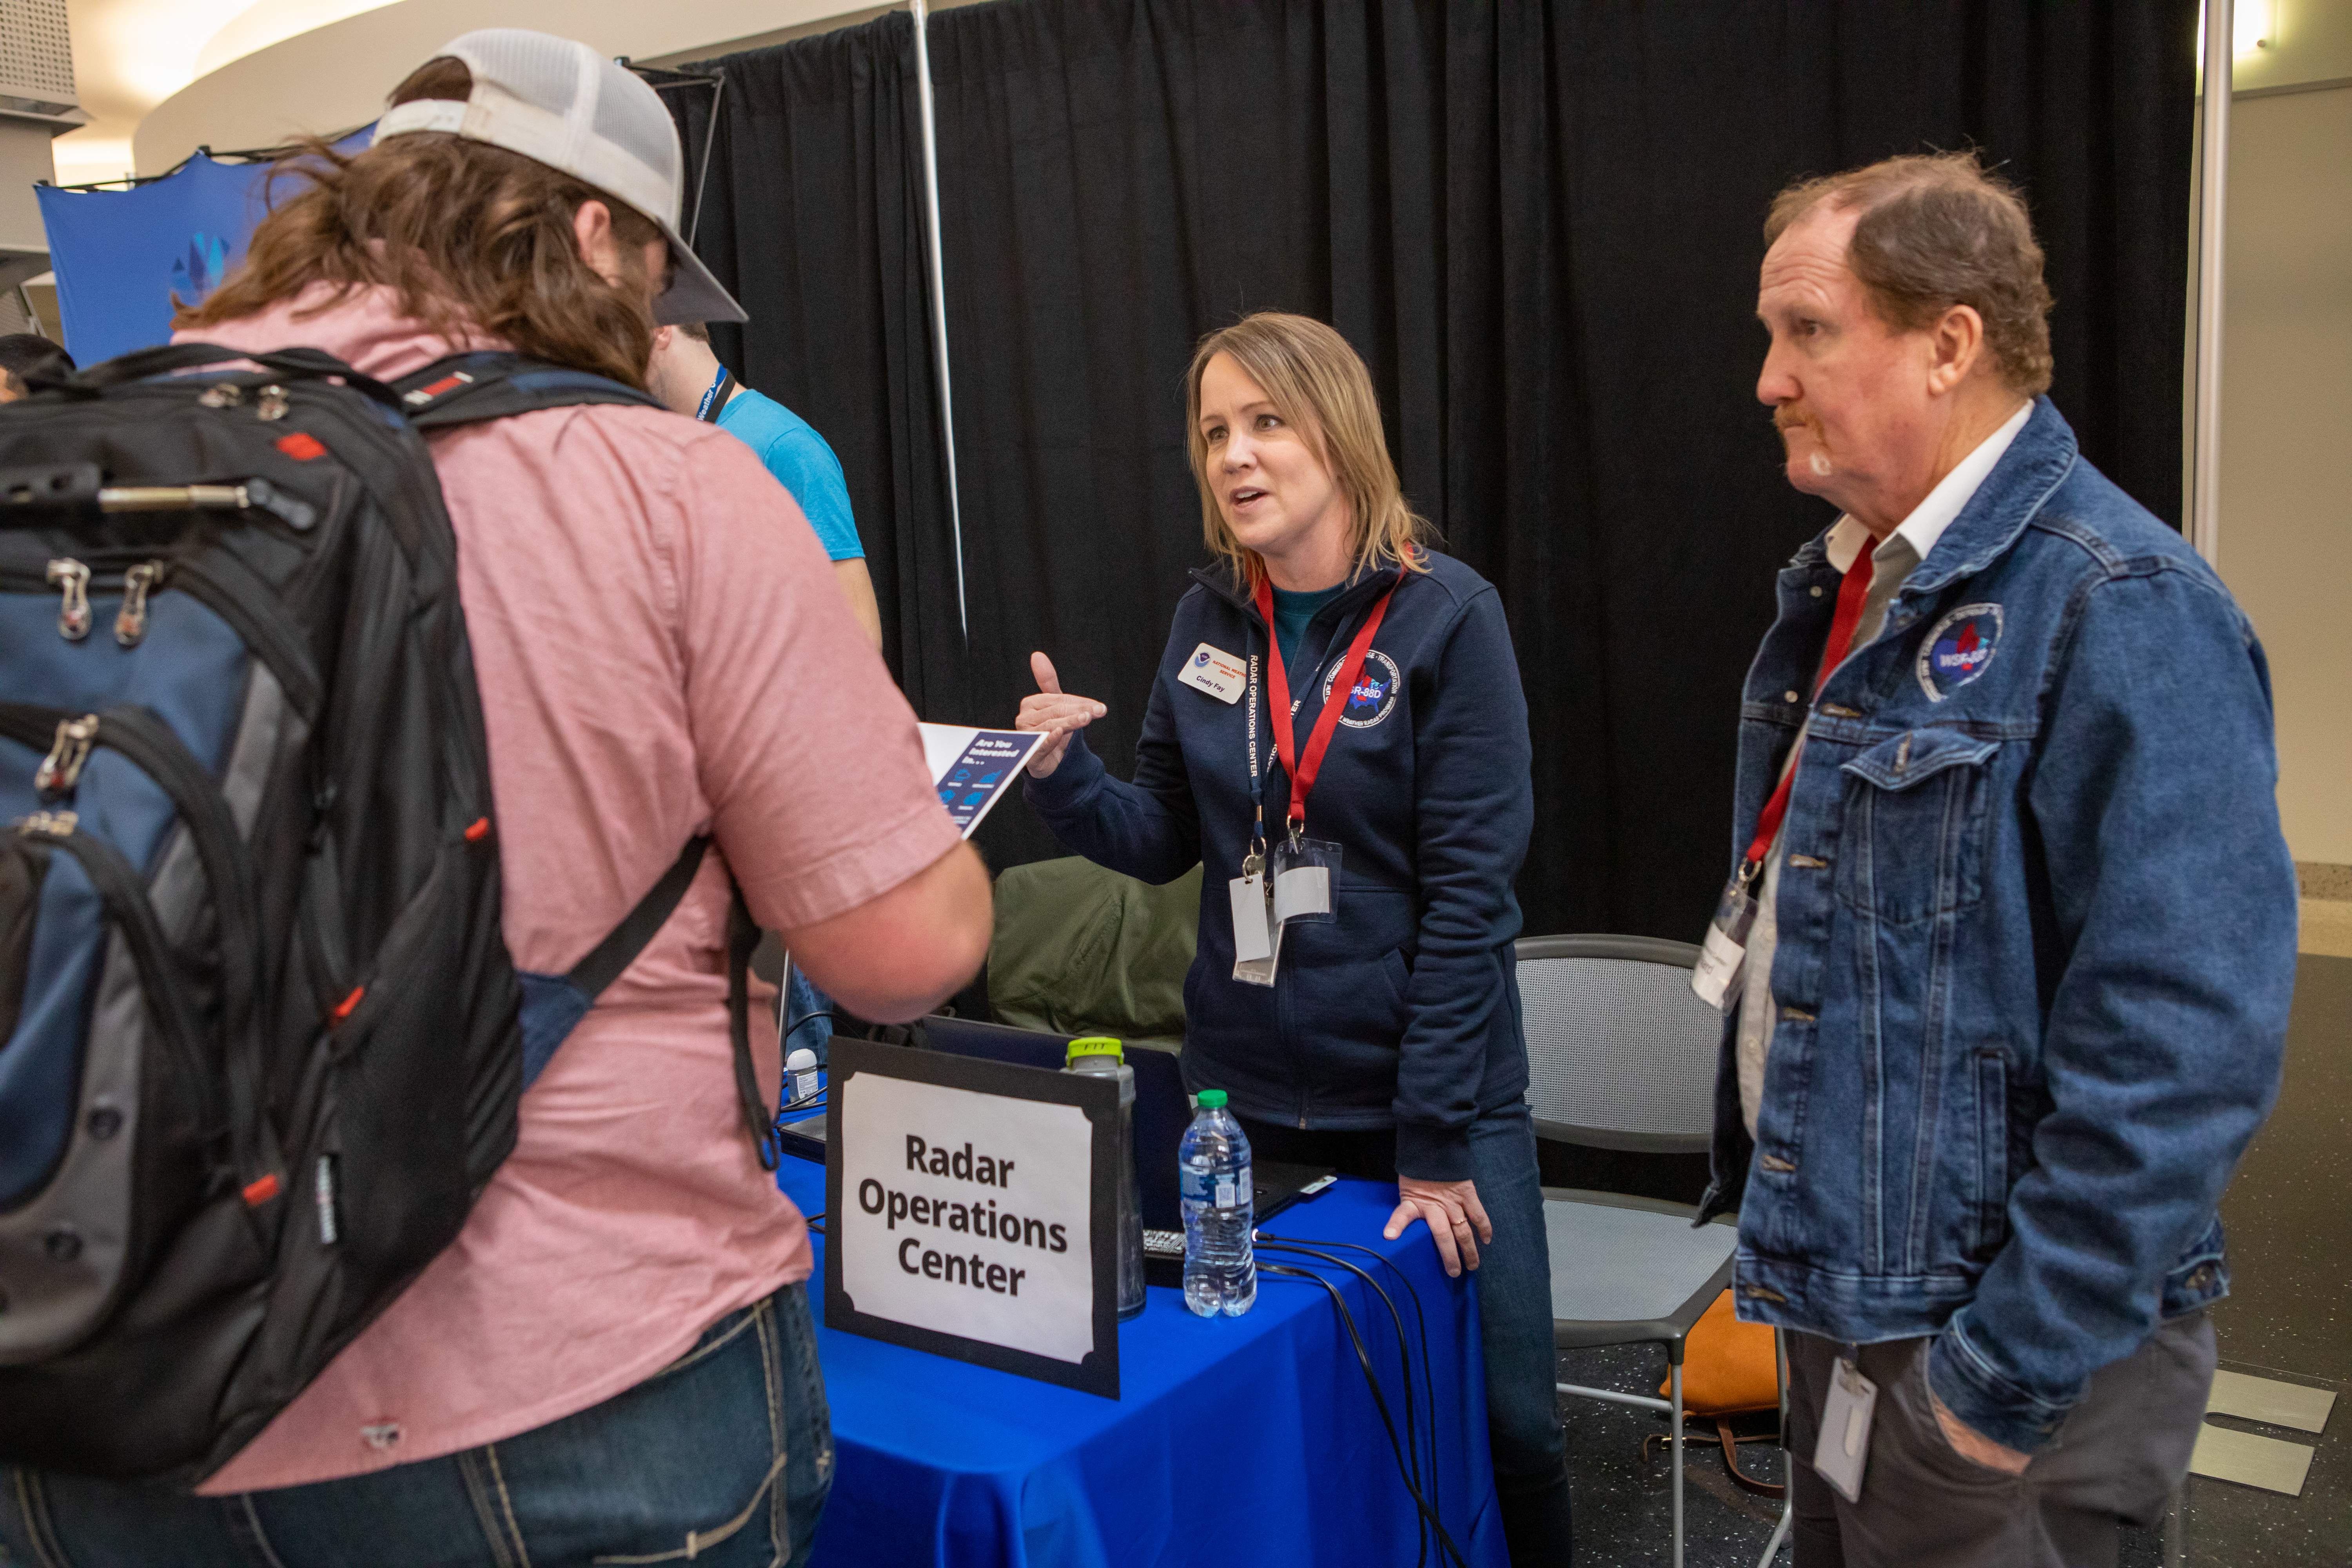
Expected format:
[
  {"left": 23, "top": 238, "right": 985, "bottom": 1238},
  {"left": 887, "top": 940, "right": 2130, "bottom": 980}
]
[
  {"left": 170, "top": 232, "right": 230, "bottom": 306},
  {"left": 1915, "top": 603, "right": 2004, "bottom": 702},
  {"left": 36, "top": 127, "right": 375, "bottom": 365}
]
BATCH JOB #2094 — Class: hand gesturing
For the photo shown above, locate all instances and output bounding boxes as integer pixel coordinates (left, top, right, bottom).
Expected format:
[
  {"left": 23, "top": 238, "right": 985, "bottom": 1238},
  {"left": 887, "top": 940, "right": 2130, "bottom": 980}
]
[{"left": 1014, "top": 651, "right": 1107, "bottom": 779}]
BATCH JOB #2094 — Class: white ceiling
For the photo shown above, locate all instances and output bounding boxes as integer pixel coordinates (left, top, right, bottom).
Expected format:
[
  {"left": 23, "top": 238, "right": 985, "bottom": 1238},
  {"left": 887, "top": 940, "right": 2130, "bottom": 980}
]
[
  {"left": 58, "top": 0, "right": 396, "bottom": 183},
  {"left": 54, "top": 0, "right": 2352, "bottom": 189}
]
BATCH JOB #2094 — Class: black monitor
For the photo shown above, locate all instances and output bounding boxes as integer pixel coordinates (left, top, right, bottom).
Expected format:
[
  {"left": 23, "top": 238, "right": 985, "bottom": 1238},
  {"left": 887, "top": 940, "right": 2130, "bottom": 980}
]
[
  {"left": 917, "top": 1018, "right": 1337, "bottom": 1232},
  {"left": 918, "top": 1017, "right": 1194, "bottom": 1230}
]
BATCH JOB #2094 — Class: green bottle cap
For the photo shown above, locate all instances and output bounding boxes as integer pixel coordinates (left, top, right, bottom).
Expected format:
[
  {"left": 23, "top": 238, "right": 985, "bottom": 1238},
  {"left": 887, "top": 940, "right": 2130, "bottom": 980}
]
[
  {"left": 1065, "top": 1036, "right": 1124, "bottom": 1062},
  {"left": 1197, "top": 1089, "right": 1228, "bottom": 1108}
]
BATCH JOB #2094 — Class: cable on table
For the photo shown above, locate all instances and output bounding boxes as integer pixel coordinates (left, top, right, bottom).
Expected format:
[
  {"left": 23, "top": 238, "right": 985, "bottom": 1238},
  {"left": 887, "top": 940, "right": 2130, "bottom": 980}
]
[
  {"left": 1257, "top": 1239, "right": 1436, "bottom": 1568},
  {"left": 1261, "top": 1228, "right": 1443, "bottom": 1561},
  {"left": 1261, "top": 1262, "right": 1470, "bottom": 1568}
]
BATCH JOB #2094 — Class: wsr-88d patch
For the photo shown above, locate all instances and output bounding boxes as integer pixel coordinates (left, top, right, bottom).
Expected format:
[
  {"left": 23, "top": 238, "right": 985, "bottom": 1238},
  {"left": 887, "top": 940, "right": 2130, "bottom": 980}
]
[
  {"left": 1916, "top": 604, "right": 2004, "bottom": 702},
  {"left": 1322, "top": 649, "right": 1402, "bottom": 728}
]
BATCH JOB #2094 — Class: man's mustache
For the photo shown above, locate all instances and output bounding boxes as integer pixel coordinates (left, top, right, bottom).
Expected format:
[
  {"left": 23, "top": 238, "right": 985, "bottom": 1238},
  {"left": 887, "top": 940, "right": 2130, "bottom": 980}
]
[{"left": 1771, "top": 405, "right": 1834, "bottom": 477}]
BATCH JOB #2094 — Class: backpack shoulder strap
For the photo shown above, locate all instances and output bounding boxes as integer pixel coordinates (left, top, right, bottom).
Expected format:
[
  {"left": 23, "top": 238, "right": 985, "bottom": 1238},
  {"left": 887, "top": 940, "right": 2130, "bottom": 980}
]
[
  {"left": 416, "top": 352, "right": 777, "bottom": 1156},
  {"left": 568, "top": 837, "right": 711, "bottom": 1000},
  {"left": 545, "top": 835, "right": 776, "bottom": 1168},
  {"left": 392, "top": 351, "right": 665, "bottom": 429}
]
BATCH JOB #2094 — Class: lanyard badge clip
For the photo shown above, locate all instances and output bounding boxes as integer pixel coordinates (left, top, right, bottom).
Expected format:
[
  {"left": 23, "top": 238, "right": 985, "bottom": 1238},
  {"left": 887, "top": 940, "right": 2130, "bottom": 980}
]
[
  {"left": 1233, "top": 641, "right": 1278, "bottom": 983},
  {"left": 1690, "top": 875, "right": 1759, "bottom": 1013},
  {"left": 1230, "top": 577, "right": 1399, "bottom": 980},
  {"left": 1240, "top": 646, "right": 1269, "bottom": 886},
  {"left": 1691, "top": 548, "right": 1878, "bottom": 1014}
]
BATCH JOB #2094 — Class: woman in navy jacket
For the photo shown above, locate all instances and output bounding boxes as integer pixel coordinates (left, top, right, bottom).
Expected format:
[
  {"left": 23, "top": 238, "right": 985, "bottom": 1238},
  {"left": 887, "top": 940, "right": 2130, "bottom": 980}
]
[{"left": 1017, "top": 314, "right": 1568, "bottom": 1566}]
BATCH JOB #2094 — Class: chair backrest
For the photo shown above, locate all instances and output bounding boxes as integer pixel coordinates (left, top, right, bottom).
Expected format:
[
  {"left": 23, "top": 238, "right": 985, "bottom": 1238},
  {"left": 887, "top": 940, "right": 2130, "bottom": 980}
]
[{"left": 1514, "top": 934, "right": 1721, "bottom": 1152}]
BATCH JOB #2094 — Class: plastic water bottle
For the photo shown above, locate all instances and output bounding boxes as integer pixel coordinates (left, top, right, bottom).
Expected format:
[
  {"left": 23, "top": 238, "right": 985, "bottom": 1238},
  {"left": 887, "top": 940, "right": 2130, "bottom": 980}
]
[
  {"left": 1179, "top": 1089, "right": 1255, "bottom": 1317},
  {"left": 1064, "top": 1037, "right": 1145, "bottom": 1320},
  {"left": 784, "top": 1048, "right": 821, "bottom": 1107}
]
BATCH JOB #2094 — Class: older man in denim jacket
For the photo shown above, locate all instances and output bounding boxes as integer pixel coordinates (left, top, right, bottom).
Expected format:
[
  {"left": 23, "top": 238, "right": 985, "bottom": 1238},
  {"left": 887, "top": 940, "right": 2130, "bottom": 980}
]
[{"left": 1702, "top": 151, "right": 2298, "bottom": 1566}]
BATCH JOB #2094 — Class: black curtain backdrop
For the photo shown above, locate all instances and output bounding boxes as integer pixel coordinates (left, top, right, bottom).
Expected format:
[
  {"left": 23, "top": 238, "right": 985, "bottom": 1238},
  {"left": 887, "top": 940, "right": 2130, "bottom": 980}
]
[{"left": 673, "top": 0, "right": 2196, "bottom": 943}]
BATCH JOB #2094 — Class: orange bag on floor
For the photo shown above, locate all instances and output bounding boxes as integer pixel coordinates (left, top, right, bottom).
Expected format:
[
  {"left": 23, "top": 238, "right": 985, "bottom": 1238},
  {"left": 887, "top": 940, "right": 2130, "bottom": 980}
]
[{"left": 1654, "top": 1289, "right": 1783, "bottom": 1496}]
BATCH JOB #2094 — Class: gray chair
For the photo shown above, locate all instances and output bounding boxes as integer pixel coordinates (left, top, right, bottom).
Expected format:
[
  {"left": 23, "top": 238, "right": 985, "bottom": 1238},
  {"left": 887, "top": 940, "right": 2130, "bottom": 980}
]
[{"left": 1518, "top": 934, "right": 1783, "bottom": 1568}]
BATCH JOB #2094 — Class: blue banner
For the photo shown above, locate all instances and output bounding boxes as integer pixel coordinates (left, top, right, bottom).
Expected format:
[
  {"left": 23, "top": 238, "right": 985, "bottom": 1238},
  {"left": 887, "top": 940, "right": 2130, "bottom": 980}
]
[{"left": 35, "top": 130, "right": 373, "bottom": 367}]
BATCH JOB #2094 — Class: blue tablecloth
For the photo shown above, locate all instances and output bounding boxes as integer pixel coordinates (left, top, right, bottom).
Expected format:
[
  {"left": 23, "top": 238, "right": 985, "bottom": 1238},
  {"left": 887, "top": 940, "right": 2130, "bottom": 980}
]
[{"left": 776, "top": 1158, "right": 1510, "bottom": 1568}]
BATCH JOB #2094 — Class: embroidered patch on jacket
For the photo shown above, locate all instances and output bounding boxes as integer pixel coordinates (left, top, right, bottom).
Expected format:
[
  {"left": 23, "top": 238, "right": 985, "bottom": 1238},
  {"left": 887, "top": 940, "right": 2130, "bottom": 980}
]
[
  {"left": 1916, "top": 603, "right": 2004, "bottom": 702},
  {"left": 1322, "top": 649, "right": 1403, "bottom": 728}
]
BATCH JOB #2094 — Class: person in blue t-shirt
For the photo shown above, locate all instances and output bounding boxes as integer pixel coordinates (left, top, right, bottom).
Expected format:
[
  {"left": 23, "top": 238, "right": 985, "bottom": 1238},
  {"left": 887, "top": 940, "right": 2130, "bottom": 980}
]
[
  {"left": 648, "top": 322, "right": 878, "bottom": 1065},
  {"left": 647, "top": 321, "right": 882, "bottom": 647}
]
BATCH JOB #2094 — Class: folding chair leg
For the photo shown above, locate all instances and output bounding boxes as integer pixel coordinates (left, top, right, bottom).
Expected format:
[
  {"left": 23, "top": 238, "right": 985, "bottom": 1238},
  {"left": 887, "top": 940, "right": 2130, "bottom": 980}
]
[
  {"left": 1756, "top": 1327, "right": 1793, "bottom": 1567},
  {"left": 1671, "top": 1360, "right": 1685, "bottom": 1568},
  {"left": 1759, "top": 1498, "right": 1793, "bottom": 1565}
]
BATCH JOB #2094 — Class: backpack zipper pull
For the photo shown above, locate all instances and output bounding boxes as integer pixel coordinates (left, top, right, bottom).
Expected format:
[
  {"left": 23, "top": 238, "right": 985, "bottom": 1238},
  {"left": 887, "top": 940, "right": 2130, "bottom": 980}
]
[
  {"left": 46, "top": 558, "right": 91, "bottom": 641},
  {"left": 115, "top": 561, "right": 165, "bottom": 646},
  {"left": 33, "top": 714, "right": 100, "bottom": 801}
]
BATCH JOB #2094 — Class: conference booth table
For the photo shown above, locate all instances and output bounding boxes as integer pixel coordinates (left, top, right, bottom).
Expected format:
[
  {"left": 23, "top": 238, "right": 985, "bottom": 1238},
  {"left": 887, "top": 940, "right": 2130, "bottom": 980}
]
[{"left": 775, "top": 1158, "right": 1510, "bottom": 1567}]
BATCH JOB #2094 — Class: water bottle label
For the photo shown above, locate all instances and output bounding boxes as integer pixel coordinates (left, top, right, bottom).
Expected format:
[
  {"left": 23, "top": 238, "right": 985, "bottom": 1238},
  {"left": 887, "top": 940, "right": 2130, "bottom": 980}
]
[{"left": 1180, "top": 1162, "right": 1252, "bottom": 1209}]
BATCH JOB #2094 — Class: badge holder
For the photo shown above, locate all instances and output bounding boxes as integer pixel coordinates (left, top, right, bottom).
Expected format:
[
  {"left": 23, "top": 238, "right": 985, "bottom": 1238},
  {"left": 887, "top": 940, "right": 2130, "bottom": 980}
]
[
  {"left": 1271, "top": 834, "right": 1339, "bottom": 926},
  {"left": 1230, "top": 840, "right": 1283, "bottom": 987},
  {"left": 1231, "top": 833, "right": 1341, "bottom": 986},
  {"left": 1690, "top": 870, "right": 1758, "bottom": 1013},
  {"left": 1812, "top": 1352, "right": 1877, "bottom": 1503}
]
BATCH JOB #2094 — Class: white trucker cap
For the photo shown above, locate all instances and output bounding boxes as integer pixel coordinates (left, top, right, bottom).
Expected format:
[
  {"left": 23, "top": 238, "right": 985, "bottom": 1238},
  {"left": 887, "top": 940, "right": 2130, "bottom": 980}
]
[{"left": 374, "top": 28, "right": 744, "bottom": 326}]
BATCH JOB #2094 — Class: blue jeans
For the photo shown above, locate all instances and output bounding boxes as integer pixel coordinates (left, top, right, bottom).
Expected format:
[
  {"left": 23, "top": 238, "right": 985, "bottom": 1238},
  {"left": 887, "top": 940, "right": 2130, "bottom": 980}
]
[
  {"left": 0, "top": 1283, "right": 831, "bottom": 1568},
  {"left": 1238, "top": 1102, "right": 1570, "bottom": 1566},
  {"left": 782, "top": 964, "right": 835, "bottom": 1067}
]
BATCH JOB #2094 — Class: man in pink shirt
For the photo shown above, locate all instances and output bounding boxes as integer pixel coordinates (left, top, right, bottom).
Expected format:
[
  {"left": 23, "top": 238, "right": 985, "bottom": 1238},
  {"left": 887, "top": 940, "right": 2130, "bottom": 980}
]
[{"left": 0, "top": 30, "right": 988, "bottom": 1568}]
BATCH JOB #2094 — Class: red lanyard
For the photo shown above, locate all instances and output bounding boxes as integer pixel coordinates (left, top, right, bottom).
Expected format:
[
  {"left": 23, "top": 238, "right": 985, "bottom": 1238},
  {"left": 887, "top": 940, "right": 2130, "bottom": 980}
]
[
  {"left": 1254, "top": 568, "right": 1405, "bottom": 836},
  {"left": 1740, "top": 548, "right": 1877, "bottom": 876}
]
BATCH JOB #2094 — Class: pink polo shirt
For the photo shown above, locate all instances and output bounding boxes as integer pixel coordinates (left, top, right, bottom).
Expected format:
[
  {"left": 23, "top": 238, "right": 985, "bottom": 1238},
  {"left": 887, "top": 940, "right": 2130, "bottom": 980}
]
[{"left": 183, "top": 286, "right": 960, "bottom": 1492}]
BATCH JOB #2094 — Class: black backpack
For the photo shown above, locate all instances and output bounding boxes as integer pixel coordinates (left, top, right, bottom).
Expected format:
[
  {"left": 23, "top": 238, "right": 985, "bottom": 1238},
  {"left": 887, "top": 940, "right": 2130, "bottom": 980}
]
[{"left": 0, "top": 345, "right": 774, "bottom": 1482}]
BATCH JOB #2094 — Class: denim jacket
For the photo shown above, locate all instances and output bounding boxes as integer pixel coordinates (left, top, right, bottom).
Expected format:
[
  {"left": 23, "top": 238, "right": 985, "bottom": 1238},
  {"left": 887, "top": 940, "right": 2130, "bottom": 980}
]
[{"left": 1698, "top": 399, "right": 2298, "bottom": 1454}]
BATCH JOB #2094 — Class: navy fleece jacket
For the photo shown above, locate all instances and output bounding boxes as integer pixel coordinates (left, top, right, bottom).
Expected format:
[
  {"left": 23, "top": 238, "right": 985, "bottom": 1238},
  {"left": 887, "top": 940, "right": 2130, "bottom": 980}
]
[{"left": 1024, "top": 554, "right": 1534, "bottom": 1180}]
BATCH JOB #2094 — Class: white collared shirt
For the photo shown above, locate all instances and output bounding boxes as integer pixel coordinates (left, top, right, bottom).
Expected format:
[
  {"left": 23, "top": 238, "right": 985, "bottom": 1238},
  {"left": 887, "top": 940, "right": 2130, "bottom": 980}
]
[
  {"left": 1736, "top": 399, "right": 2033, "bottom": 1139},
  {"left": 1822, "top": 397, "right": 2034, "bottom": 593}
]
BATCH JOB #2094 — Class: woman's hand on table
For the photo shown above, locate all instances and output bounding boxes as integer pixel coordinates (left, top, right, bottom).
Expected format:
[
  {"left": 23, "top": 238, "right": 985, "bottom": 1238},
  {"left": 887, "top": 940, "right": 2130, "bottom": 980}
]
[
  {"left": 1384, "top": 1177, "right": 1493, "bottom": 1278},
  {"left": 1016, "top": 652, "right": 1107, "bottom": 778}
]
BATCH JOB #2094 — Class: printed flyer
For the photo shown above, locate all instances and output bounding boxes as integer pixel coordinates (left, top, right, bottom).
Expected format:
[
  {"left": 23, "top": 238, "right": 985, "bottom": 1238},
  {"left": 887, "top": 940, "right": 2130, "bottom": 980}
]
[{"left": 918, "top": 725, "right": 1047, "bottom": 838}]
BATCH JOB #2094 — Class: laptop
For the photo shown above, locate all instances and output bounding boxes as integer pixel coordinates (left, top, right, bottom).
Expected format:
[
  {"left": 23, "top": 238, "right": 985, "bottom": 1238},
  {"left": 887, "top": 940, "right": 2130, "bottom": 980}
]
[{"left": 780, "top": 1016, "right": 1333, "bottom": 1233}]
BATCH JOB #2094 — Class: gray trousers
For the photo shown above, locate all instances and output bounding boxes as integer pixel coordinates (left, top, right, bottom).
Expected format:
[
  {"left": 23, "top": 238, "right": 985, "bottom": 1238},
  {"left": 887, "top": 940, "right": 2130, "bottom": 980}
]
[{"left": 1784, "top": 1312, "right": 2214, "bottom": 1568}]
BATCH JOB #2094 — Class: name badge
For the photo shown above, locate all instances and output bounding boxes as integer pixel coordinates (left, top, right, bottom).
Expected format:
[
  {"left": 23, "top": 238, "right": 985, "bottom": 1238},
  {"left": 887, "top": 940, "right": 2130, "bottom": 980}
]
[
  {"left": 1230, "top": 873, "right": 1283, "bottom": 985},
  {"left": 1178, "top": 643, "right": 1247, "bottom": 704},
  {"left": 1271, "top": 837, "right": 1341, "bottom": 926},
  {"left": 1813, "top": 1356, "right": 1878, "bottom": 1503},
  {"left": 1690, "top": 878, "right": 1758, "bottom": 1013}
]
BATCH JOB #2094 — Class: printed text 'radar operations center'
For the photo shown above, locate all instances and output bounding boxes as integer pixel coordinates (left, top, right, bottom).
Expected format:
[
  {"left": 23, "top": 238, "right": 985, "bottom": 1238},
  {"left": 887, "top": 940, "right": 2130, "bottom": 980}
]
[{"left": 858, "top": 1137, "right": 1071, "bottom": 1297}]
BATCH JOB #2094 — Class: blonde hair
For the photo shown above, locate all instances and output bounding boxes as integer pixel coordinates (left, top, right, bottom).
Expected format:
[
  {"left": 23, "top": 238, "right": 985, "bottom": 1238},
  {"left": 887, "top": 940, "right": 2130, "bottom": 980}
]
[{"left": 1184, "top": 314, "right": 1431, "bottom": 588}]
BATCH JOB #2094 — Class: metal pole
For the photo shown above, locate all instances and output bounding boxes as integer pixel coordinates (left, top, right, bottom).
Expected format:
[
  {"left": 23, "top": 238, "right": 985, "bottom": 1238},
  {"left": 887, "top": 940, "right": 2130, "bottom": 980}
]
[
  {"left": 2190, "top": 0, "right": 2233, "bottom": 566},
  {"left": 1756, "top": 1329, "right": 1793, "bottom": 1566},
  {"left": 1670, "top": 1360, "right": 1685, "bottom": 1568},
  {"left": 909, "top": 0, "right": 969, "bottom": 637},
  {"left": 688, "top": 72, "right": 726, "bottom": 247}
]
